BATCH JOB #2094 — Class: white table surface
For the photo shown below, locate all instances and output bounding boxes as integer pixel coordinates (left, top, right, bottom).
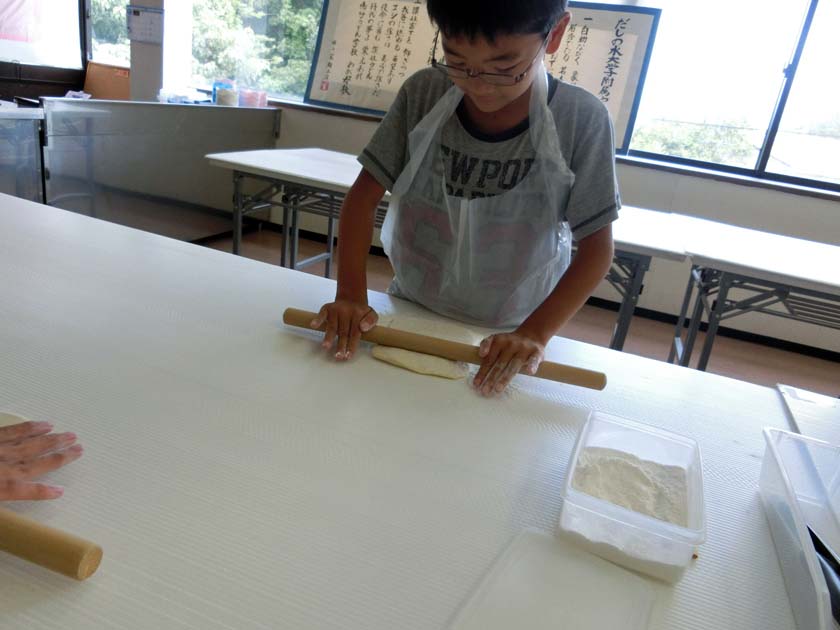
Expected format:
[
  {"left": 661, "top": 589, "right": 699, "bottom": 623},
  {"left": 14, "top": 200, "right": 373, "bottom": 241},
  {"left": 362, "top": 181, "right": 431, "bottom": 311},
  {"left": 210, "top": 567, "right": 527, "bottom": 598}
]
[
  {"left": 612, "top": 206, "right": 686, "bottom": 262},
  {"left": 673, "top": 214, "right": 840, "bottom": 296},
  {"left": 206, "top": 147, "right": 385, "bottom": 197},
  {"left": 0, "top": 194, "right": 798, "bottom": 629}
]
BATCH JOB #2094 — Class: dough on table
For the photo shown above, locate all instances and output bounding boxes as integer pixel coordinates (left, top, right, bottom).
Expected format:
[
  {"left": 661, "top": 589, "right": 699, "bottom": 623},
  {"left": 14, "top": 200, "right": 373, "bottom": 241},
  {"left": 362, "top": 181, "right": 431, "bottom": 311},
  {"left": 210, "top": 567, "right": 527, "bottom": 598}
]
[
  {"left": 372, "top": 316, "right": 483, "bottom": 380},
  {"left": 0, "top": 412, "right": 26, "bottom": 427}
]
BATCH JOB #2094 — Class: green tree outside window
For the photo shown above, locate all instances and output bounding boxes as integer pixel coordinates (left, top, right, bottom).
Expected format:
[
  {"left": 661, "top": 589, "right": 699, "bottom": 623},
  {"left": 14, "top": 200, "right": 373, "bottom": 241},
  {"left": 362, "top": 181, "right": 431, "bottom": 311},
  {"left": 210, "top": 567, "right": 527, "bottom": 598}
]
[{"left": 89, "top": 0, "right": 323, "bottom": 100}]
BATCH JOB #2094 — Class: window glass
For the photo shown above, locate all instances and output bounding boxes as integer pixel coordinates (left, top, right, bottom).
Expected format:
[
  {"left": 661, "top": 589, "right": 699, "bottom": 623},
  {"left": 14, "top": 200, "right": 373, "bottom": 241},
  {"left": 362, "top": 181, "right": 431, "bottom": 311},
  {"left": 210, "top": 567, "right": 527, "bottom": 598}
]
[
  {"left": 767, "top": 0, "right": 840, "bottom": 185},
  {"left": 192, "top": 0, "right": 324, "bottom": 101},
  {"left": 90, "top": 0, "right": 131, "bottom": 67},
  {"left": 0, "top": 0, "right": 82, "bottom": 69},
  {"left": 627, "top": 0, "right": 810, "bottom": 168}
]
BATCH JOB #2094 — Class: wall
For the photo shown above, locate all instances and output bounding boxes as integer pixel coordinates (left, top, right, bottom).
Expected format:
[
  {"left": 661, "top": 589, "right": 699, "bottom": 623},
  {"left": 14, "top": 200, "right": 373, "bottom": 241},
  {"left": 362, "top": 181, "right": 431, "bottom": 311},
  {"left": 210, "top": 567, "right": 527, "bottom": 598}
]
[{"left": 274, "top": 105, "right": 840, "bottom": 353}]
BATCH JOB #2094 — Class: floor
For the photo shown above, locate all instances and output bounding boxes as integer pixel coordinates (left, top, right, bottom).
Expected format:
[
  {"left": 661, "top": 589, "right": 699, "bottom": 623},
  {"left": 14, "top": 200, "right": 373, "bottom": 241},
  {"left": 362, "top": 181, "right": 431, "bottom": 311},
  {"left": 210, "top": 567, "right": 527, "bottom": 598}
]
[{"left": 203, "top": 228, "right": 840, "bottom": 398}]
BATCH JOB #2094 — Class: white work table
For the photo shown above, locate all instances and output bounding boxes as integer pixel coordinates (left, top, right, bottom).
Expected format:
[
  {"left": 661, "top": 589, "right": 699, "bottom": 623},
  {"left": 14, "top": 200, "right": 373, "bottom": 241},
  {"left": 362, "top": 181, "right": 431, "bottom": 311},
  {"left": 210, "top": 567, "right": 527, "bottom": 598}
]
[
  {"left": 207, "top": 147, "right": 376, "bottom": 195},
  {"left": 611, "top": 205, "right": 686, "bottom": 263},
  {"left": 0, "top": 194, "right": 797, "bottom": 629},
  {"left": 207, "top": 148, "right": 688, "bottom": 351},
  {"left": 668, "top": 214, "right": 840, "bottom": 371}
]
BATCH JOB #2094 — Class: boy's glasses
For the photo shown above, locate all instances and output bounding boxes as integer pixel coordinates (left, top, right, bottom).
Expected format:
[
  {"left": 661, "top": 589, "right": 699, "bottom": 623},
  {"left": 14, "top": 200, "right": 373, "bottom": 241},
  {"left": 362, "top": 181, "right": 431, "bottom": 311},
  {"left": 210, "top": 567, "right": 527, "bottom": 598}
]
[{"left": 430, "top": 30, "right": 549, "bottom": 86}]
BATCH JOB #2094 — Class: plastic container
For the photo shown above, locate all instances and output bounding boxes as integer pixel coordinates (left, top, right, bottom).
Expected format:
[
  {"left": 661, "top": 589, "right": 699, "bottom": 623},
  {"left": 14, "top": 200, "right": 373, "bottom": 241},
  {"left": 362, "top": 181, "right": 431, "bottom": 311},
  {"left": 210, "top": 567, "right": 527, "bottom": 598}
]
[
  {"left": 759, "top": 428, "right": 840, "bottom": 630},
  {"left": 558, "top": 411, "right": 706, "bottom": 583}
]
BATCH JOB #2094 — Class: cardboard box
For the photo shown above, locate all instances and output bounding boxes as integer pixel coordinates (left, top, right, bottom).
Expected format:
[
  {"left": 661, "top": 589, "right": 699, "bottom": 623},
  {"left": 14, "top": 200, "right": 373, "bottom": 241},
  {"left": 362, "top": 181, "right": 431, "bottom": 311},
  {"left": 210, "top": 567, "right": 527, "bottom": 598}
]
[{"left": 83, "top": 62, "right": 130, "bottom": 100}]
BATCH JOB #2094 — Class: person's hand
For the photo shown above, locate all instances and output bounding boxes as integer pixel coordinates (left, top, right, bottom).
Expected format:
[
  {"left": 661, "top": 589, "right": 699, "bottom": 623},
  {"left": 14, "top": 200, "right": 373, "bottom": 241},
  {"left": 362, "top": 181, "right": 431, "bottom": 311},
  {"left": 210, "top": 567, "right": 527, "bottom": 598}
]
[
  {"left": 0, "top": 420, "right": 83, "bottom": 501},
  {"left": 473, "top": 330, "right": 545, "bottom": 396},
  {"left": 310, "top": 300, "right": 379, "bottom": 361}
]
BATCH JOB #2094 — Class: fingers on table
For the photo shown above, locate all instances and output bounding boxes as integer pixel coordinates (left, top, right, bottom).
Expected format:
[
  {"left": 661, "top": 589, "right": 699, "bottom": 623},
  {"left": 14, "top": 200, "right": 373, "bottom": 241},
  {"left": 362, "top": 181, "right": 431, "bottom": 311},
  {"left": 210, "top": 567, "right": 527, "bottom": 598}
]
[
  {"left": 347, "top": 308, "right": 378, "bottom": 359},
  {"left": 473, "top": 336, "right": 501, "bottom": 390},
  {"left": 474, "top": 338, "right": 520, "bottom": 395},
  {"left": 496, "top": 353, "right": 528, "bottom": 393},
  {"left": 360, "top": 308, "right": 378, "bottom": 332},
  {"left": 0, "top": 432, "right": 77, "bottom": 462},
  {"left": 483, "top": 346, "right": 522, "bottom": 395},
  {"left": 0, "top": 444, "right": 83, "bottom": 481},
  {"left": 321, "top": 306, "right": 377, "bottom": 361},
  {"left": 474, "top": 337, "right": 542, "bottom": 396},
  {"left": 321, "top": 308, "right": 339, "bottom": 351},
  {"left": 335, "top": 314, "right": 353, "bottom": 360},
  {"left": 0, "top": 479, "right": 65, "bottom": 501},
  {"left": 345, "top": 310, "right": 365, "bottom": 359},
  {"left": 309, "top": 306, "right": 328, "bottom": 330},
  {"left": 0, "top": 420, "right": 54, "bottom": 443}
]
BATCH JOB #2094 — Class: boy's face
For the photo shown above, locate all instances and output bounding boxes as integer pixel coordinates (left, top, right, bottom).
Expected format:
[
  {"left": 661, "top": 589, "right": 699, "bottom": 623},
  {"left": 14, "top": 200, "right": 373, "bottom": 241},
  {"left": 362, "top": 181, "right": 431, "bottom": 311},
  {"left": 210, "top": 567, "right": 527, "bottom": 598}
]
[{"left": 440, "top": 16, "right": 570, "bottom": 114}]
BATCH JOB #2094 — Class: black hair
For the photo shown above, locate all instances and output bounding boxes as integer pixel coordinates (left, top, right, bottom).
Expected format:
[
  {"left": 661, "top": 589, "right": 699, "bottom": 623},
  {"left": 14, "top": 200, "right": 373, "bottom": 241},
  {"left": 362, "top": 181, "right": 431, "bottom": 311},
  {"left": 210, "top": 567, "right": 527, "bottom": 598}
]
[{"left": 426, "top": 0, "right": 568, "bottom": 41}]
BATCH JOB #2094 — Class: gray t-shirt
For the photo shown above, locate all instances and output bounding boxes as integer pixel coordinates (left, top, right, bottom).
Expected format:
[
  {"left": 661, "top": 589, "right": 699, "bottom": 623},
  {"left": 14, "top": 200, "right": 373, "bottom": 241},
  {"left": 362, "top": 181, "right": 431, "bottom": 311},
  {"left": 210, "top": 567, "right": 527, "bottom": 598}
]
[{"left": 359, "top": 67, "right": 620, "bottom": 240}]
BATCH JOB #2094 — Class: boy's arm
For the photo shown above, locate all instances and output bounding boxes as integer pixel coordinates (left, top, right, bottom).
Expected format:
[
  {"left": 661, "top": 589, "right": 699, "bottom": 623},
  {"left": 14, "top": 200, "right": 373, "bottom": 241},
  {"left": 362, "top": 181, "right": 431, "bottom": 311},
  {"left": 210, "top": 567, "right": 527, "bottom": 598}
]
[
  {"left": 311, "top": 168, "right": 386, "bottom": 359},
  {"left": 519, "top": 224, "right": 614, "bottom": 343},
  {"left": 473, "top": 224, "right": 614, "bottom": 395}
]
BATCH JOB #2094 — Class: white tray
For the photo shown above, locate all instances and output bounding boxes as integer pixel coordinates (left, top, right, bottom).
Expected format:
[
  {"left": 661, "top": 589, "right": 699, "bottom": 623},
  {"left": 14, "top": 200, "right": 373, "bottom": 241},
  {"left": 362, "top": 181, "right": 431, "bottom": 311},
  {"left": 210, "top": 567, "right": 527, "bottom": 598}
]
[{"left": 449, "top": 529, "right": 656, "bottom": 630}]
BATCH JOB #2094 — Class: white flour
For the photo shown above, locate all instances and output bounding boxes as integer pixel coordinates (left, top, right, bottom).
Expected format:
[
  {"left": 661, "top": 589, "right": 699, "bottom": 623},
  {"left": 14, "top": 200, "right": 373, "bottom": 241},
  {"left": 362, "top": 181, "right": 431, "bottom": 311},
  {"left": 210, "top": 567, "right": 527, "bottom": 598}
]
[{"left": 571, "top": 446, "right": 688, "bottom": 527}]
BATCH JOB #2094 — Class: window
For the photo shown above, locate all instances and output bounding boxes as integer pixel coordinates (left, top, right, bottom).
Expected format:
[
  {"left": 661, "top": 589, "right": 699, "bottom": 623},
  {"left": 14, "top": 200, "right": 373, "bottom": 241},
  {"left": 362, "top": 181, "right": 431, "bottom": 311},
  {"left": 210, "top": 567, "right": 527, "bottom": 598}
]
[
  {"left": 623, "top": 0, "right": 837, "bottom": 191},
  {"left": 766, "top": 0, "right": 839, "bottom": 185},
  {"left": 627, "top": 0, "right": 809, "bottom": 168},
  {"left": 89, "top": 0, "right": 131, "bottom": 67},
  {"left": 191, "top": 0, "right": 324, "bottom": 101},
  {"left": 0, "top": 0, "right": 82, "bottom": 69}
]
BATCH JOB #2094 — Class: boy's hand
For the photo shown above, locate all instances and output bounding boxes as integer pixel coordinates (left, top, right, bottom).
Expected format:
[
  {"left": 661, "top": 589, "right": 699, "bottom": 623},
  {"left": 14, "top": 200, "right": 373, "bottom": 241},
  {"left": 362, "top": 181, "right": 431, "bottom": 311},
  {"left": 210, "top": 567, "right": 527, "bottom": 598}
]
[
  {"left": 473, "top": 330, "right": 545, "bottom": 396},
  {"left": 311, "top": 300, "right": 379, "bottom": 361},
  {"left": 0, "top": 420, "right": 83, "bottom": 501}
]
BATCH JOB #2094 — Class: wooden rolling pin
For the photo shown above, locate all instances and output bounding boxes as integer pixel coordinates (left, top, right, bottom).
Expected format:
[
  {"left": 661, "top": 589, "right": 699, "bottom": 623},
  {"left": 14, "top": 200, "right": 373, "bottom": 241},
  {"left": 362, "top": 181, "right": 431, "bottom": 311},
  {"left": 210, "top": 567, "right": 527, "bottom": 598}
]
[
  {"left": 283, "top": 308, "right": 607, "bottom": 391},
  {"left": 0, "top": 507, "right": 102, "bottom": 580}
]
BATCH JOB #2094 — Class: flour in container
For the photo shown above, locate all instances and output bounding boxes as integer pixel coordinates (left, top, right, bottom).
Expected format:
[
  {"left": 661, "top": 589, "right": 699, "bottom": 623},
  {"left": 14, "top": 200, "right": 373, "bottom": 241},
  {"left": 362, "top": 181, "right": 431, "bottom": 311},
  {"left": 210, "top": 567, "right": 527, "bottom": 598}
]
[{"left": 571, "top": 446, "right": 688, "bottom": 527}]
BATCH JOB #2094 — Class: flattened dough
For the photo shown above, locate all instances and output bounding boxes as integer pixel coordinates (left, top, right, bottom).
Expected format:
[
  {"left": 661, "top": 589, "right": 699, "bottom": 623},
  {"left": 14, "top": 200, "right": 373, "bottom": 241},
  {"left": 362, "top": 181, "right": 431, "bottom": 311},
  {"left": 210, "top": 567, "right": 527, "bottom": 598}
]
[
  {"left": 0, "top": 412, "right": 26, "bottom": 427},
  {"left": 372, "top": 346, "right": 468, "bottom": 379},
  {"left": 372, "top": 316, "right": 483, "bottom": 380}
]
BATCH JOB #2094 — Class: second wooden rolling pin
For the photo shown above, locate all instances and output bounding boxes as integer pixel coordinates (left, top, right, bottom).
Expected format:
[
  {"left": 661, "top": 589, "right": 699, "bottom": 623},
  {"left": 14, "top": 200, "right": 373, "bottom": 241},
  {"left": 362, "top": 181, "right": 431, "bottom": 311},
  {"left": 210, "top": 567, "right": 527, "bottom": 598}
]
[
  {"left": 0, "top": 507, "right": 102, "bottom": 580},
  {"left": 283, "top": 308, "right": 607, "bottom": 391}
]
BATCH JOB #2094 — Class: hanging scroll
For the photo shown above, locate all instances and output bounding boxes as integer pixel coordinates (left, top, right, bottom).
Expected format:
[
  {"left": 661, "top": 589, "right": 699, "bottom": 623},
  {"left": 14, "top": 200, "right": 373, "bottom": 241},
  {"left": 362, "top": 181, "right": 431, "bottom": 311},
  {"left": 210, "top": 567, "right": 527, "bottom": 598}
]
[{"left": 305, "top": 1, "right": 660, "bottom": 151}]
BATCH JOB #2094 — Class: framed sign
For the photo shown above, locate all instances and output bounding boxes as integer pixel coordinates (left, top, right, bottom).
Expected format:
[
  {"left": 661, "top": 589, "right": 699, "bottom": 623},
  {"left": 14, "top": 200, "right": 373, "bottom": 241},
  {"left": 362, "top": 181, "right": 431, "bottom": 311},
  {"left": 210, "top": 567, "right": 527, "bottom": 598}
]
[{"left": 305, "top": 1, "right": 660, "bottom": 151}]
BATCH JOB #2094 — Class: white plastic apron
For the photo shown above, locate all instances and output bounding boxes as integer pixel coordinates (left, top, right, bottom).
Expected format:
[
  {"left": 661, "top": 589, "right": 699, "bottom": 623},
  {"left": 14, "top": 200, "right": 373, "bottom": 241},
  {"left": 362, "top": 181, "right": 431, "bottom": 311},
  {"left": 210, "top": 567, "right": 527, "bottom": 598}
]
[{"left": 381, "top": 65, "right": 574, "bottom": 328}]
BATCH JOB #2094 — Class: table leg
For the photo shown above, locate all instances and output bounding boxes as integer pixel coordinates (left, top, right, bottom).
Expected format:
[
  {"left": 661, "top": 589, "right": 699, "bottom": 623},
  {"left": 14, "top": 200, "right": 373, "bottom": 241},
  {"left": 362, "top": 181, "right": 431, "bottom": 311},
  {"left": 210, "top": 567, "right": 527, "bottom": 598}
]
[
  {"left": 280, "top": 190, "right": 290, "bottom": 267},
  {"left": 233, "top": 172, "right": 243, "bottom": 255},
  {"left": 669, "top": 265, "right": 700, "bottom": 364},
  {"left": 290, "top": 196, "right": 299, "bottom": 270},
  {"left": 609, "top": 254, "right": 650, "bottom": 351},
  {"left": 325, "top": 213, "right": 336, "bottom": 279},
  {"left": 679, "top": 278, "right": 707, "bottom": 367},
  {"left": 696, "top": 271, "right": 733, "bottom": 371}
]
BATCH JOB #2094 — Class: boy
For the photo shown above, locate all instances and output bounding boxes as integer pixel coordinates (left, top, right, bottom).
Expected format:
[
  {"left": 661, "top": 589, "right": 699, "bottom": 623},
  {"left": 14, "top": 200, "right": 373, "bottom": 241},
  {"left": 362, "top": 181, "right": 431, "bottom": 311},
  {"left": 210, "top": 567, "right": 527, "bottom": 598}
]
[{"left": 312, "top": 0, "right": 619, "bottom": 396}]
